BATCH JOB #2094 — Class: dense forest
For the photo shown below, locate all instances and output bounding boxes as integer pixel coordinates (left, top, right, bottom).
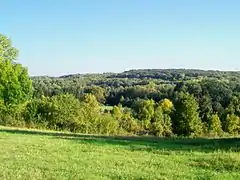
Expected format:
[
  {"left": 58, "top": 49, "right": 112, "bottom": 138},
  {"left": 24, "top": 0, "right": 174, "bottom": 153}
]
[{"left": 1, "top": 34, "right": 240, "bottom": 137}]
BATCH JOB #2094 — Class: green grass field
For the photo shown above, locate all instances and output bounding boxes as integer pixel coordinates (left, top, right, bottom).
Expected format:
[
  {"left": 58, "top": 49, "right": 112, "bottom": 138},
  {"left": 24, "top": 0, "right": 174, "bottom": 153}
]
[{"left": 0, "top": 126, "right": 240, "bottom": 180}]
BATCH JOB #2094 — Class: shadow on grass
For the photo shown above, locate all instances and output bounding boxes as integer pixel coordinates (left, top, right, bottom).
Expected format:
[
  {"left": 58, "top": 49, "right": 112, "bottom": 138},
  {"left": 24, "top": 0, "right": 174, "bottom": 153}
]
[{"left": 0, "top": 127, "right": 239, "bottom": 153}]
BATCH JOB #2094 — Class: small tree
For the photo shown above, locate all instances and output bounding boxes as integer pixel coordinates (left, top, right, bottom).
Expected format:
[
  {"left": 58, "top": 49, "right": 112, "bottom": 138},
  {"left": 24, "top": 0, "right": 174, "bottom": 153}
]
[
  {"left": 81, "top": 93, "right": 101, "bottom": 134},
  {"left": 112, "top": 104, "right": 124, "bottom": 121},
  {"left": 132, "top": 99, "right": 155, "bottom": 130},
  {"left": 163, "top": 114, "right": 172, "bottom": 136},
  {"left": 152, "top": 105, "right": 164, "bottom": 136},
  {"left": 208, "top": 114, "right": 223, "bottom": 136},
  {"left": 224, "top": 114, "right": 240, "bottom": 135},
  {"left": 152, "top": 104, "right": 172, "bottom": 137}
]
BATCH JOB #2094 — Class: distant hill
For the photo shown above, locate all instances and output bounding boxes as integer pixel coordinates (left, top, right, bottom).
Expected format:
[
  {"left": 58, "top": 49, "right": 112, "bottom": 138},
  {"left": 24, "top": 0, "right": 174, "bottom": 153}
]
[{"left": 31, "top": 69, "right": 240, "bottom": 82}]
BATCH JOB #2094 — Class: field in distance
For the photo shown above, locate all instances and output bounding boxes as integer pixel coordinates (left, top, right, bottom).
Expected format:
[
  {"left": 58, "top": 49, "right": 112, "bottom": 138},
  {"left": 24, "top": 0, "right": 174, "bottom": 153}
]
[{"left": 0, "top": 126, "right": 240, "bottom": 180}]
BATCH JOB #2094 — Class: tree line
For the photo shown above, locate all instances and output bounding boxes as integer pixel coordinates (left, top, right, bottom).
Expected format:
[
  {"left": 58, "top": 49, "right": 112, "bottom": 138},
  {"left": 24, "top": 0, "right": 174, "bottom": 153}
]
[{"left": 0, "top": 33, "right": 239, "bottom": 136}]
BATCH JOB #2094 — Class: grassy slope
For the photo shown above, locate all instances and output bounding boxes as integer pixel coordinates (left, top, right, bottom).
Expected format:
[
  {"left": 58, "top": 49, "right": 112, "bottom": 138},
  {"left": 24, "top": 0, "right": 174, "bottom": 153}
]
[{"left": 0, "top": 127, "right": 240, "bottom": 180}]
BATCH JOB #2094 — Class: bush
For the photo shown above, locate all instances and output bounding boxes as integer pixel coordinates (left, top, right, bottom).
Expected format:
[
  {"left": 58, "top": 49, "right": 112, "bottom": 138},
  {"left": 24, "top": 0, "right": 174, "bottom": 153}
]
[
  {"left": 24, "top": 94, "right": 84, "bottom": 132},
  {"left": 0, "top": 103, "right": 26, "bottom": 127}
]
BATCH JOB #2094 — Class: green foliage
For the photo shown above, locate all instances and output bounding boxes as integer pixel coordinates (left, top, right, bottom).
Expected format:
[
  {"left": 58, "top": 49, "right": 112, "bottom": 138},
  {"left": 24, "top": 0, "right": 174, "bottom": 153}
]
[
  {"left": 199, "top": 95, "right": 213, "bottom": 123},
  {"left": 224, "top": 114, "right": 240, "bottom": 135},
  {"left": 0, "top": 103, "right": 26, "bottom": 127},
  {"left": 23, "top": 94, "right": 119, "bottom": 134},
  {"left": 116, "top": 107, "right": 139, "bottom": 134},
  {"left": 225, "top": 95, "right": 240, "bottom": 116},
  {"left": 162, "top": 114, "right": 173, "bottom": 136},
  {"left": 160, "top": 98, "right": 174, "bottom": 114},
  {"left": 24, "top": 94, "right": 84, "bottom": 131},
  {"left": 152, "top": 104, "right": 172, "bottom": 136},
  {"left": 0, "top": 34, "right": 32, "bottom": 127},
  {"left": 85, "top": 86, "right": 106, "bottom": 104},
  {"left": 112, "top": 104, "right": 124, "bottom": 121},
  {"left": 132, "top": 99, "right": 155, "bottom": 130},
  {"left": 49, "top": 94, "right": 84, "bottom": 131},
  {"left": 208, "top": 114, "right": 223, "bottom": 136},
  {"left": 152, "top": 105, "right": 164, "bottom": 136},
  {"left": 0, "top": 34, "right": 32, "bottom": 106},
  {"left": 24, "top": 98, "right": 46, "bottom": 127},
  {"left": 0, "top": 34, "right": 18, "bottom": 61},
  {"left": 173, "top": 92, "right": 203, "bottom": 136},
  {"left": 81, "top": 94, "right": 101, "bottom": 133},
  {"left": 98, "top": 114, "right": 119, "bottom": 135}
]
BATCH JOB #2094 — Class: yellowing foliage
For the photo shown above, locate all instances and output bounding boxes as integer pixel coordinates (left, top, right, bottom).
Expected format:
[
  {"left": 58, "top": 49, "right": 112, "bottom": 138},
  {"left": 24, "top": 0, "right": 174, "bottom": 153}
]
[{"left": 160, "top": 98, "right": 174, "bottom": 113}]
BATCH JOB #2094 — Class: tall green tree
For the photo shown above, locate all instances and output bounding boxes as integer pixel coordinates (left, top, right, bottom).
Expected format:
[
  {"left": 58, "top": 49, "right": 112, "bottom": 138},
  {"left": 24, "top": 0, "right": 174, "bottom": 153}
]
[
  {"left": 173, "top": 92, "right": 203, "bottom": 136},
  {"left": 81, "top": 94, "right": 101, "bottom": 133},
  {"left": 0, "top": 34, "right": 32, "bottom": 107}
]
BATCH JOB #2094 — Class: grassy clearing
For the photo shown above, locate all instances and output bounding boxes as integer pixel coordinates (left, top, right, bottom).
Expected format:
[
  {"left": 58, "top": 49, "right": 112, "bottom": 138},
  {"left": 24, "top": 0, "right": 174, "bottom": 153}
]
[{"left": 0, "top": 126, "right": 240, "bottom": 180}]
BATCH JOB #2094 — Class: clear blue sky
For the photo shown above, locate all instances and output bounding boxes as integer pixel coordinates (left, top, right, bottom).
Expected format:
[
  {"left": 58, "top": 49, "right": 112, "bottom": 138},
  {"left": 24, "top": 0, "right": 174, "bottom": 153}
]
[{"left": 1, "top": 0, "right": 240, "bottom": 76}]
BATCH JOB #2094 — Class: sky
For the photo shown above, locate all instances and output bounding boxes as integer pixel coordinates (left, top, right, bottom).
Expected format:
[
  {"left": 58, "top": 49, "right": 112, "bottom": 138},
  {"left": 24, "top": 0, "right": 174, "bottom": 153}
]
[{"left": 1, "top": 0, "right": 240, "bottom": 76}]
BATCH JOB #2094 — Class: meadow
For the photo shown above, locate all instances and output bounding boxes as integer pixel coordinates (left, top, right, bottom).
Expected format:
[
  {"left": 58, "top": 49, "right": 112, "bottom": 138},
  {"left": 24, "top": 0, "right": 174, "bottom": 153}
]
[{"left": 0, "top": 126, "right": 239, "bottom": 180}]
